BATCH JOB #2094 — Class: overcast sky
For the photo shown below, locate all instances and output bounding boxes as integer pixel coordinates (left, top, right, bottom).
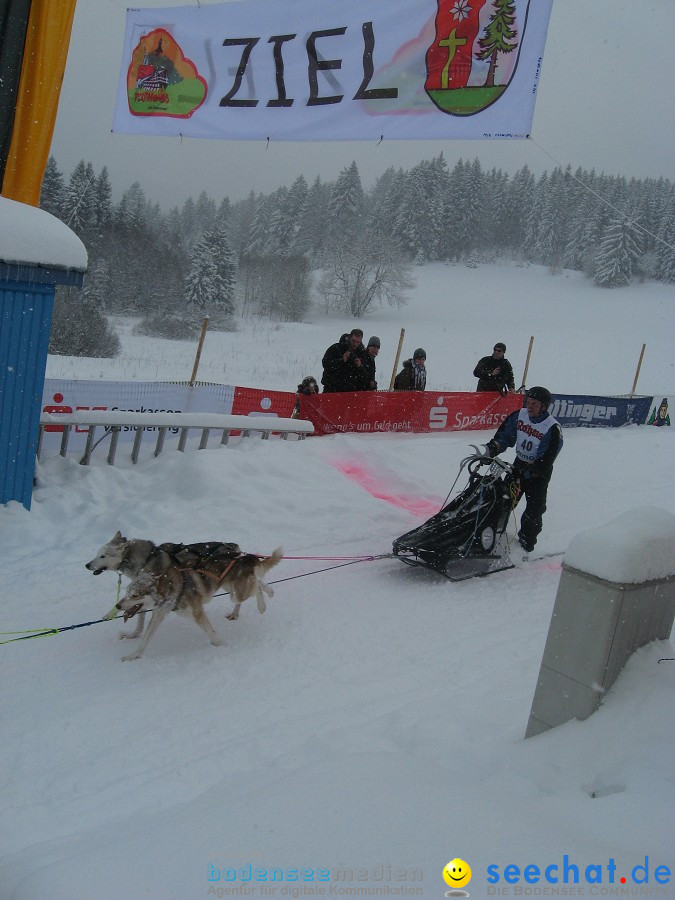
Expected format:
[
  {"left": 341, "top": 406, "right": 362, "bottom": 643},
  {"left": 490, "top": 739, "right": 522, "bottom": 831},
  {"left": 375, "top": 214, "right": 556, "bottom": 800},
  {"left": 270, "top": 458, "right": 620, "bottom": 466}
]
[{"left": 49, "top": 0, "right": 674, "bottom": 207}]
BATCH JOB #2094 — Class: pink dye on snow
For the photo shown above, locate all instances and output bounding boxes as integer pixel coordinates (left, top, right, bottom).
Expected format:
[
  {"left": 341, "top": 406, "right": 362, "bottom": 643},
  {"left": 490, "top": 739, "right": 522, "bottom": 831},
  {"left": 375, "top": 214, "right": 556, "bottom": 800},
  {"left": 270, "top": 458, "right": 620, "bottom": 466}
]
[{"left": 331, "top": 460, "right": 443, "bottom": 518}]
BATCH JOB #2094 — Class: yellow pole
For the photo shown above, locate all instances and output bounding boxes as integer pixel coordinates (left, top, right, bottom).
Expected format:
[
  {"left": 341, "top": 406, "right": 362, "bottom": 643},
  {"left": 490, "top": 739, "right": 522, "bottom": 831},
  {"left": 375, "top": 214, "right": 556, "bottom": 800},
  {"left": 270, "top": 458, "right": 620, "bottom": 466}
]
[
  {"left": 629, "top": 343, "right": 646, "bottom": 397},
  {"left": 189, "top": 317, "right": 210, "bottom": 386},
  {"left": 1, "top": 0, "right": 78, "bottom": 205},
  {"left": 389, "top": 328, "right": 405, "bottom": 390}
]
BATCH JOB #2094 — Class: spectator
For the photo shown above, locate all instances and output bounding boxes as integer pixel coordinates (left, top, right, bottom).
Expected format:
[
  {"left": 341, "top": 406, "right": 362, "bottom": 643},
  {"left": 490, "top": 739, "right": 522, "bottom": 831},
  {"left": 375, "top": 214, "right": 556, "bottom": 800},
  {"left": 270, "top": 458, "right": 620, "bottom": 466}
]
[
  {"left": 291, "top": 375, "right": 319, "bottom": 418},
  {"left": 394, "top": 348, "right": 427, "bottom": 391},
  {"left": 321, "top": 329, "right": 367, "bottom": 393},
  {"left": 361, "top": 336, "right": 380, "bottom": 390},
  {"left": 485, "top": 386, "right": 563, "bottom": 562},
  {"left": 473, "top": 342, "right": 515, "bottom": 395}
]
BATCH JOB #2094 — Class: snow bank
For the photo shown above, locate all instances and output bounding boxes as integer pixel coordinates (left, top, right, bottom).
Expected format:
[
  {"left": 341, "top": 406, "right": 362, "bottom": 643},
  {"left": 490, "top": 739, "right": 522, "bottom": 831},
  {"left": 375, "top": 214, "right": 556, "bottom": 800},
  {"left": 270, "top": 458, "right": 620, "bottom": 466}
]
[
  {"left": 0, "top": 196, "right": 87, "bottom": 271},
  {"left": 565, "top": 506, "right": 675, "bottom": 583}
]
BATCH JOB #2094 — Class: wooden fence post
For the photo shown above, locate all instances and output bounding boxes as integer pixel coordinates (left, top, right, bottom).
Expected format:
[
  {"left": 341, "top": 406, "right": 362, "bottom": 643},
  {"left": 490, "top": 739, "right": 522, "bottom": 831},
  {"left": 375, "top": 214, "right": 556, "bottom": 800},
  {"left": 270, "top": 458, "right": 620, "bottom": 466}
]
[
  {"left": 519, "top": 335, "right": 534, "bottom": 391},
  {"left": 189, "top": 317, "right": 210, "bottom": 387},
  {"left": 629, "top": 343, "right": 646, "bottom": 397},
  {"left": 389, "top": 328, "right": 405, "bottom": 391}
]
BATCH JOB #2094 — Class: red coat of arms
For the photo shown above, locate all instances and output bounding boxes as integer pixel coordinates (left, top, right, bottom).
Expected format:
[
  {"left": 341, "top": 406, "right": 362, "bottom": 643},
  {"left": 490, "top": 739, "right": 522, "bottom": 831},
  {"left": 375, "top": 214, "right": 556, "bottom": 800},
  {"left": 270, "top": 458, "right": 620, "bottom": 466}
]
[{"left": 425, "top": 0, "right": 527, "bottom": 116}]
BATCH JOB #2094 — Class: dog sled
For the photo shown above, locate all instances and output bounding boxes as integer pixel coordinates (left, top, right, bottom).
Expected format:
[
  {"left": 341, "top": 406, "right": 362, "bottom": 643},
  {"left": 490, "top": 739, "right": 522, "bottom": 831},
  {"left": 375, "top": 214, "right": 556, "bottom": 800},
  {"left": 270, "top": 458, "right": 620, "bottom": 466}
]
[{"left": 392, "top": 446, "right": 518, "bottom": 581}]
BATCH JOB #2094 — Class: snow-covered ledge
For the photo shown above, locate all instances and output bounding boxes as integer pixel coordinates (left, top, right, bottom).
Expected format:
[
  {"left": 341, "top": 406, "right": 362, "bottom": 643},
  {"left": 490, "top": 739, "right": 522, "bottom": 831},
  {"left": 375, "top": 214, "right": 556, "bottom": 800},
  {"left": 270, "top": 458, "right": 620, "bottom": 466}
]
[
  {"left": 526, "top": 507, "right": 675, "bottom": 738},
  {"left": 0, "top": 195, "right": 87, "bottom": 279}
]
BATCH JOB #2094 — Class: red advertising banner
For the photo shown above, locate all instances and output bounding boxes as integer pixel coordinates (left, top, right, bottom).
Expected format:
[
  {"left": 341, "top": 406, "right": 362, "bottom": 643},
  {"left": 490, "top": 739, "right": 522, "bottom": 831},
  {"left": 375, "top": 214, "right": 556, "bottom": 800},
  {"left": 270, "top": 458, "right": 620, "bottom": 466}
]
[
  {"left": 231, "top": 386, "right": 295, "bottom": 419},
  {"left": 300, "top": 391, "right": 521, "bottom": 436}
]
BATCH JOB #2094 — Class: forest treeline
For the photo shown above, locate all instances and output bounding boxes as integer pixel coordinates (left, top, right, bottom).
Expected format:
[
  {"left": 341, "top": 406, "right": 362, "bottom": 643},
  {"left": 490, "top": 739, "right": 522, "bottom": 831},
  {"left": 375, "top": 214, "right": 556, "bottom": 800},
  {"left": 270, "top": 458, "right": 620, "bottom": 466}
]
[{"left": 41, "top": 154, "right": 674, "bottom": 357}]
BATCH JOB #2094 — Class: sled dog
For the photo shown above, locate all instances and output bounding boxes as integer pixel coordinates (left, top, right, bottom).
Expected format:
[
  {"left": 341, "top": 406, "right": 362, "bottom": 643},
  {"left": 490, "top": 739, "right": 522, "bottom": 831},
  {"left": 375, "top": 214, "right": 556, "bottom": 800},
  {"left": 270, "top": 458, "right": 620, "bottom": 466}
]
[
  {"left": 85, "top": 531, "right": 241, "bottom": 639},
  {"left": 86, "top": 532, "right": 282, "bottom": 660}
]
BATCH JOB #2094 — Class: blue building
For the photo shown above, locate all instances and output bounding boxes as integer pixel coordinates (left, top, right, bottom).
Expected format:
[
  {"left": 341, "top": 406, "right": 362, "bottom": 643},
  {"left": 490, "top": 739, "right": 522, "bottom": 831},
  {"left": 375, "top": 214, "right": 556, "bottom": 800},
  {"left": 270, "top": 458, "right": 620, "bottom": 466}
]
[{"left": 0, "top": 197, "right": 87, "bottom": 509}]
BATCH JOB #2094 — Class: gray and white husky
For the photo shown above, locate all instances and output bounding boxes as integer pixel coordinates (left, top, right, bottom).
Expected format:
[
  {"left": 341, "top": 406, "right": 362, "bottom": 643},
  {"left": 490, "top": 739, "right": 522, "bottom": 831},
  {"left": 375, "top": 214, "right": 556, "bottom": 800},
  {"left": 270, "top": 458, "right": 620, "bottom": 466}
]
[{"left": 86, "top": 531, "right": 281, "bottom": 659}]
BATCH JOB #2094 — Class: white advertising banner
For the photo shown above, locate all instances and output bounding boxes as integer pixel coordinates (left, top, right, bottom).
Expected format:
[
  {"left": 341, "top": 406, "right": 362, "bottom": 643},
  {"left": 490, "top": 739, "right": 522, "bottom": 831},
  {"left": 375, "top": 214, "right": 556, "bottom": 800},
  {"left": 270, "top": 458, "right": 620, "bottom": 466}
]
[
  {"left": 112, "top": 0, "right": 554, "bottom": 142},
  {"left": 40, "top": 380, "right": 235, "bottom": 451}
]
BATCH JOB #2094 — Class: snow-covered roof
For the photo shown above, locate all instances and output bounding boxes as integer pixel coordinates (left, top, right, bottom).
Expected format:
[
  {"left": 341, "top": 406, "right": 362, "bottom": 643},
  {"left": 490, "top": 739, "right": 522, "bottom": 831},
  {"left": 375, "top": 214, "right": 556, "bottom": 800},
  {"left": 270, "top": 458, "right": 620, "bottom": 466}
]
[
  {"left": 0, "top": 196, "right": 87, "bottom": 272},
  {"left": 565, "top": 506, "right": 675, "bottom": 583}
]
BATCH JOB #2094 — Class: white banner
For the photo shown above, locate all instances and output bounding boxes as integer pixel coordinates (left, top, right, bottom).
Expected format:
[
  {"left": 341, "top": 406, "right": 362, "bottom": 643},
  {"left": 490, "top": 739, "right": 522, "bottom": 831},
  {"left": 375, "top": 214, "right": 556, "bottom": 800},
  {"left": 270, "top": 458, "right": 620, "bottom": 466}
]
[
  {"left": 112, "top": 0, "right": 554, "bottom": 142},
  {"left": 40, "top": 380, "right": 235, "bottom": 450}
]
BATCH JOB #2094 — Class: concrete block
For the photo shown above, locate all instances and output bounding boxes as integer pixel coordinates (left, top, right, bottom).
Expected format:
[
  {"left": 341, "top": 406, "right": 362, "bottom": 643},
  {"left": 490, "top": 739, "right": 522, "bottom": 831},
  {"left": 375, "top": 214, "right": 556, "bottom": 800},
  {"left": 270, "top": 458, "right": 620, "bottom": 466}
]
[{"left": 525, "top": 508, "right": 675, "bottom": 739}]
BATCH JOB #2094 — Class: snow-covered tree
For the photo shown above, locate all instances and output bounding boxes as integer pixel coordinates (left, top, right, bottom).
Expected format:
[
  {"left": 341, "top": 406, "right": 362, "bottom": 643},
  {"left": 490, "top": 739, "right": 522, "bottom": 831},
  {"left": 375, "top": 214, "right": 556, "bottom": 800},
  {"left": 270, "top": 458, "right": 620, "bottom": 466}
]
[
  {"left": 185, "top": 235, "right": 226, "bottom": 308},
  {"left": 318, "top": 231, "right": 413, "bottom": 316},
  {"left": 49, "top": 289, "right": 120, "bottom": 358},
  {"left": 40, "top": 156, "right": 65, "bottom": 219},
  {"left": 593, "top": 211, "right": 643, "bottom": 287},
  {"left": 62, "top": 160, "right": 97, "bottom": 233},
  {"left": 200, "top": 225, "right": 236, "bottom": 314},
  {"left": 328, "top": 161, "right": 365, "bottom": 246},
  {"left": 654, "top": 197, "right": 675, "bottom": 283},
  {"left": 94, "top": 167, "right": 113, "bottom": 229}
]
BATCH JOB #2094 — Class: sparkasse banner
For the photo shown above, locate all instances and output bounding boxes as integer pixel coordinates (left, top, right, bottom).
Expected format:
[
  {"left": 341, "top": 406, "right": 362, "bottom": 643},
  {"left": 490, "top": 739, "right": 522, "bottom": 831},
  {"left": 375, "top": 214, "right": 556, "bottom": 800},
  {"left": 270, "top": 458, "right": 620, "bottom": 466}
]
[{"left": 112, "top": 0, "right": 554, "bottom": 142}]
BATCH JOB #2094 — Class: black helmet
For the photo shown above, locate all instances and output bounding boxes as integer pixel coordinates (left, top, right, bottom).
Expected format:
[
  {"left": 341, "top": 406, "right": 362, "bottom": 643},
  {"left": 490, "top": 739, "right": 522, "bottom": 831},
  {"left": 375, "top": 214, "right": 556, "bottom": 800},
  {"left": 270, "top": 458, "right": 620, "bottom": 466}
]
[{"left": 527, "top": 386, "right": 552, "bottom": 408}]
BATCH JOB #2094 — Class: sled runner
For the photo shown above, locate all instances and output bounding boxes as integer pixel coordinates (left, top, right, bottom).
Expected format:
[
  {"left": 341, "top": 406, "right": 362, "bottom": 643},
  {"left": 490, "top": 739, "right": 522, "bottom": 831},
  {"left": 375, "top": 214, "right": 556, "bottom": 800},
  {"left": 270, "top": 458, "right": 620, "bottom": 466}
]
[{"left": 392, "top": 446, "right": 518, "bottom": 581}]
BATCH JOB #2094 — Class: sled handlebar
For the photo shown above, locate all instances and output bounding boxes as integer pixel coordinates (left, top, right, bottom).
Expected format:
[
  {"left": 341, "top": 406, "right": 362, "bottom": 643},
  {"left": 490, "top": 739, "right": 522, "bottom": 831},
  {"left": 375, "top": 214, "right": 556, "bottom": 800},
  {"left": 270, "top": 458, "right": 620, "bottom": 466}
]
[{"left": 464, "top": 445, "right": 513, "bottom": 476}]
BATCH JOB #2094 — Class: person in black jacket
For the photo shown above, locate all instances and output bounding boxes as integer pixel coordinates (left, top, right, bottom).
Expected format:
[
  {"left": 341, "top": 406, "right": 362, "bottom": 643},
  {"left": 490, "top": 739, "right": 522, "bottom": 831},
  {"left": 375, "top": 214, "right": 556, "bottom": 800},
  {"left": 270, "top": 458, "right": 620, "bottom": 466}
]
[
  {"left": 394, "top": 348, "right": 427, "bottom": 391},
  {"left": 473, "top": 342, "right": 515, "bottom": 395},
  {"left": 360, "top": 336, "right": 380, "bottom": 390},
  {"left": 485, "top": 386, "right": 563, "bottom": 560},
  {"left": 291, "top": 375, "right": 319, "bottom": 418},
  {"left": 321, "top": 329, "right": 368, "bottom": 392}
]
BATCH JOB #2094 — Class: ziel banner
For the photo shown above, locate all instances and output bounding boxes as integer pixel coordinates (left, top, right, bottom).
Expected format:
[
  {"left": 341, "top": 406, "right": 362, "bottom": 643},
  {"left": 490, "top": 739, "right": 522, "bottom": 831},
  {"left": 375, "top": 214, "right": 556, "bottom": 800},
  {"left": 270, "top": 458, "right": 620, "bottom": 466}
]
[{"left": 112, "top": 0, "right": 554, "bottom": 142}]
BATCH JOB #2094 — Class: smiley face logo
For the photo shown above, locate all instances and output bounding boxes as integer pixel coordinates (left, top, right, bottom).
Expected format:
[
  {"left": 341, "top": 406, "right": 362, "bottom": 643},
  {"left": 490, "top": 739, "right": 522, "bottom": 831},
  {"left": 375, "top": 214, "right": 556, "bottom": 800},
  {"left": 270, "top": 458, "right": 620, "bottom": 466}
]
[{"left": 443, "top": 858, "right": 472, "bottom": 889}]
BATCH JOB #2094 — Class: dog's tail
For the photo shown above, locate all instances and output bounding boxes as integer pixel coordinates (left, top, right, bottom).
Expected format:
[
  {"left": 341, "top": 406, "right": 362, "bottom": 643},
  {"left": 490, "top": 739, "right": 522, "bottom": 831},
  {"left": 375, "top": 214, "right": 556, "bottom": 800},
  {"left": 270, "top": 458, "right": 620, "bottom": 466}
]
[{"left": 258, "top": 547, "right": 283, "bottom": 574}]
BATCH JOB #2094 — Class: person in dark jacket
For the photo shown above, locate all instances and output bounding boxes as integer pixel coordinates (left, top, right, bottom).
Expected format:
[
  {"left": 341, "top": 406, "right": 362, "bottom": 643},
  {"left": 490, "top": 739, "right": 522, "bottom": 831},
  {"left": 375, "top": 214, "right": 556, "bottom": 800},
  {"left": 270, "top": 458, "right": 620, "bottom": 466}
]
[
  {"left": 360, "top": 336, "right": 380, "bottom": 390},
  {"left": 473, "top": 342, "right": 515, "bottom": 395},
  {"left": 321, "top": 329, "right": 368, "bottom": 392},
  {"left": 485, "top": 386, "right": 563, "bottom": 560},
  {"left": 291, "top": 375, "right": 319, "bottom": 418},
  {"left": 394, "top": 348, "right": 427, "bottom": 391}
]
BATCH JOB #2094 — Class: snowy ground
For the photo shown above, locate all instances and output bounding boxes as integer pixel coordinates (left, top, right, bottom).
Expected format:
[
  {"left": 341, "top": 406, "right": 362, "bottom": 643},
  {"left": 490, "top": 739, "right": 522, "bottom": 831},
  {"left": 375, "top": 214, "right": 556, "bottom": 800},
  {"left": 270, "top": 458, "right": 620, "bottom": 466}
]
[{"left": 2, "top": 262, "right": 674, "bottom": 899}]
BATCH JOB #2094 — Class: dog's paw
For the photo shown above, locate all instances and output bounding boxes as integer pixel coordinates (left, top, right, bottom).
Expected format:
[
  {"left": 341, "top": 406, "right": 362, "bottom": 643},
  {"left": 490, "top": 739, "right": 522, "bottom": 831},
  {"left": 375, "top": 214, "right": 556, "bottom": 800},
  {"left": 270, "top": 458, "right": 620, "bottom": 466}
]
[
  {"left": 121, "top": 651, "right": 142, "bottom": 661},
  {"left": 210, "top": 636, "right": 223, "bottom": 647},
  {"left": 226, "top": 610, "right": 239, "bottom": 621},
  {"left": 118, "top": 631, "right": 138, "bottom": 640}
]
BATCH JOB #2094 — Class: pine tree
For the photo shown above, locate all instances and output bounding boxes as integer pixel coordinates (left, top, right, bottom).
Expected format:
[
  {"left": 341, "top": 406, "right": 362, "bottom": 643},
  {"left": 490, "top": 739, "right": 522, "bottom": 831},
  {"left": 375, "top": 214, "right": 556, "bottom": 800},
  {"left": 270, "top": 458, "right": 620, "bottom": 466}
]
[
  {"left": 475, "top": 0, "right": 518, "bottom": 87},
  {"left": 522, "top": 170, "right": 548, "bottom": 261},
  {"left": 532, "top": 166, "right": 571, "bottom": 272},
  {"left": 116, "top": 182, "right": 147, "bottom": 229},
  {"left": 502, "top": 164, "right": 534, "bottom": 250},
  {"left": 40, "top": 156, "right": 65, "bottom": 219},
  {"left": 245, "top": 194, "right": 274, "bottom": 255},
  {"left": 185, "top": 235, "right": 225, "bottom": 308},
  {"left": 62, "top": 159, "right": 97, "bottom": 234},
  {"left": 230, "top": 191, "right": 257, "bottom": 257},
  {"left": 94, "top": 166, "right": 113, "bottom": 228},
  {"left": 594, "top": 210, "right": 643, "bottom": 287},
  {"left": 328, "top": 161, "right": 365, "bottom": 247},
  {"left": 654, "top": 197, "right": 675, "bottom": 283},
  {"left": 294, "top": 176, "right": 330, "bottom": 257},
  {"left": 200, "top": 225, "right": 236, "bottom": 313}
]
